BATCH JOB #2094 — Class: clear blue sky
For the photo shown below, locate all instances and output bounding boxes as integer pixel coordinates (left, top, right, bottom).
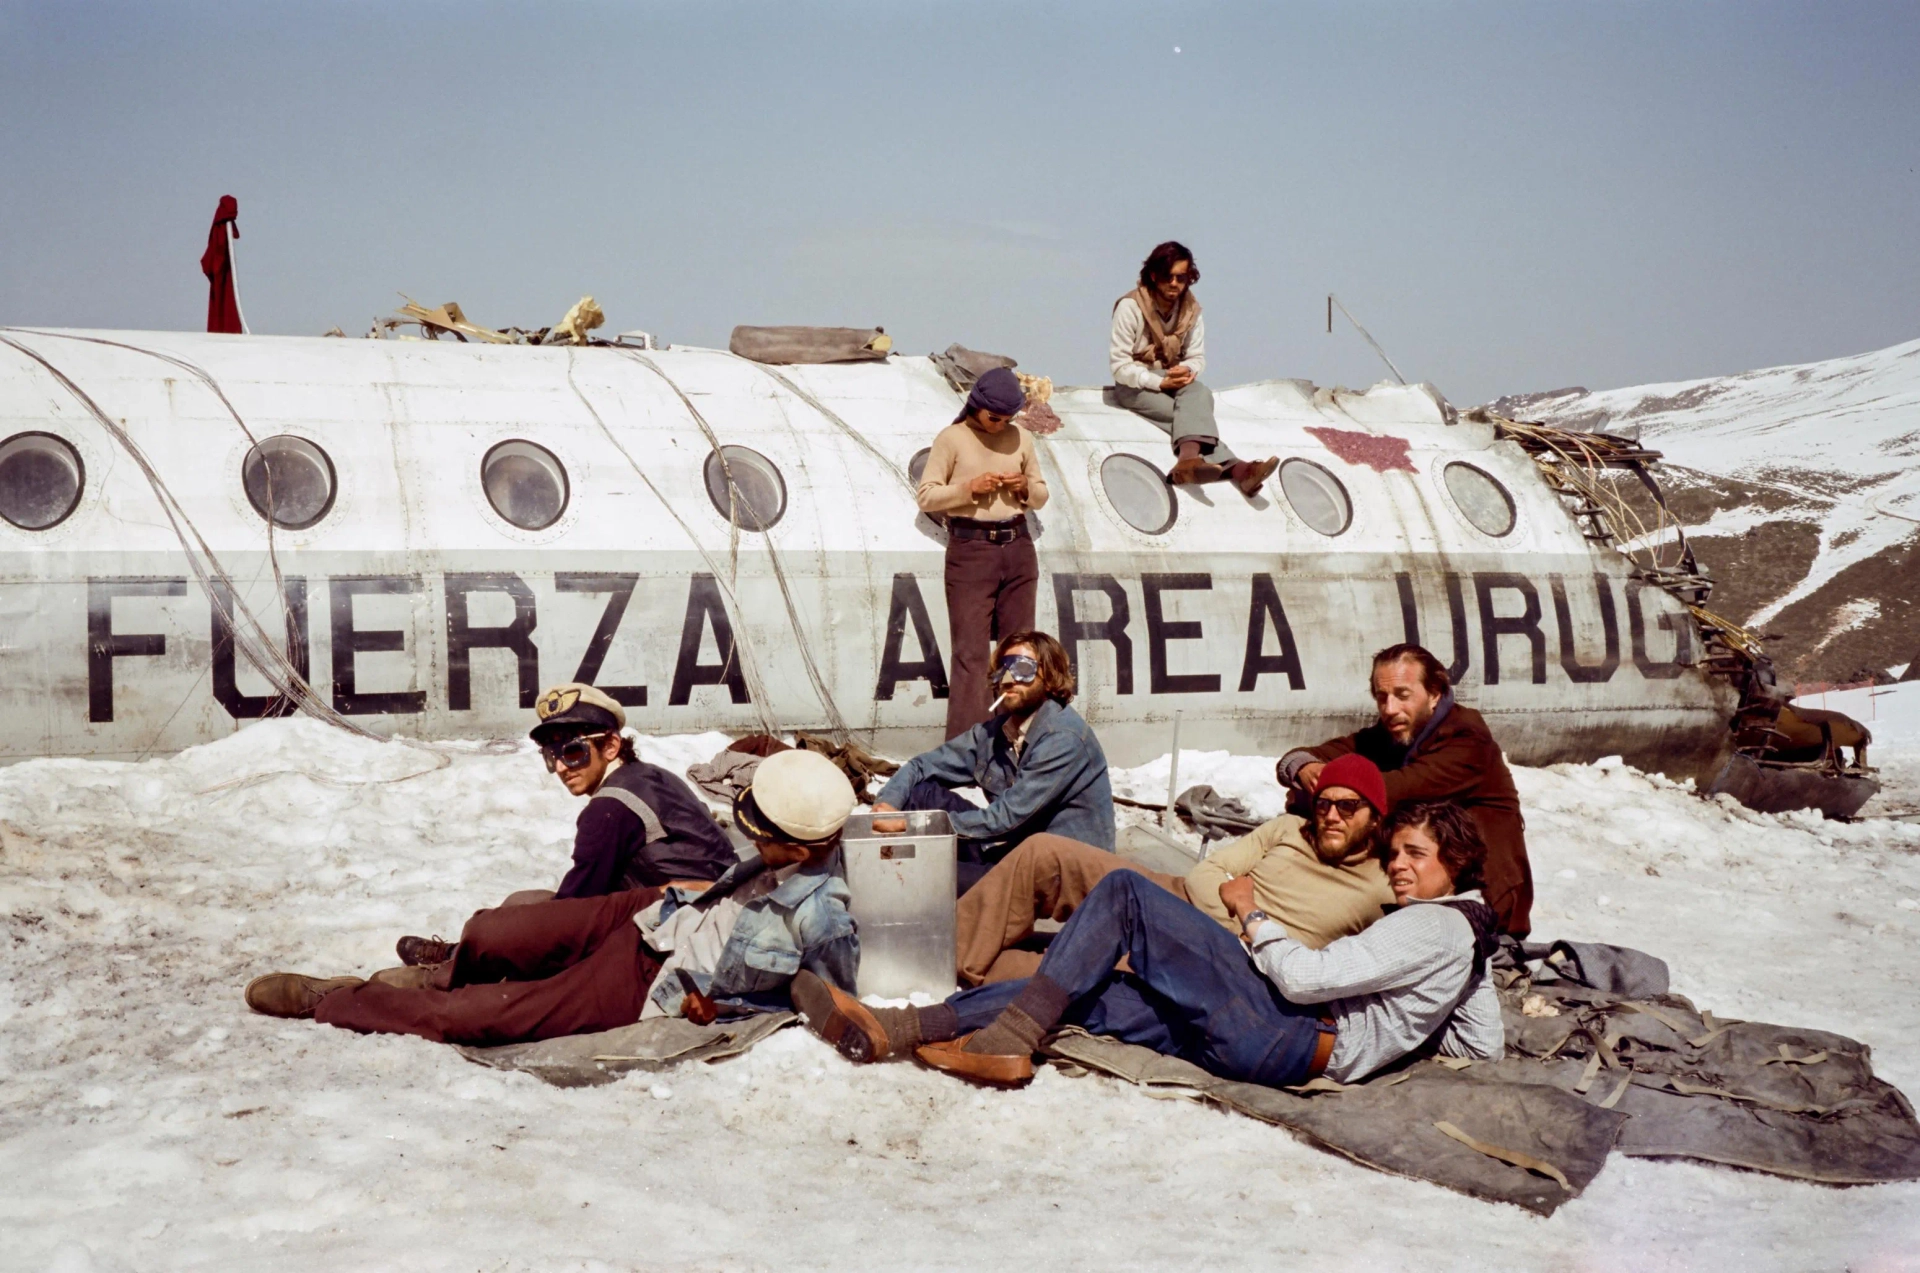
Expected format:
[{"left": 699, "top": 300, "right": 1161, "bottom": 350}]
[{"left": 3, "top": 1, "right": 1916, "bottom": 404}]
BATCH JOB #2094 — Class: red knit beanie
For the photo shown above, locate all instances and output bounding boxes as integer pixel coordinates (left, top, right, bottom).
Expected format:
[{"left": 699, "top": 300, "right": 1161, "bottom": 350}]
[{"left": 1315, "top": 754, "right": 1388, "bottom": 817}]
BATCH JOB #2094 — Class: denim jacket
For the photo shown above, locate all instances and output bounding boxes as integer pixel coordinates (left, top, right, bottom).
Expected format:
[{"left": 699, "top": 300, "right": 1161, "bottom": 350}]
[
  {"left": 875, "top": 699, "right": 1115, "bottom": 850},
  {"left": 642, "top": 851, "right": 860, "bottom": 1017}
]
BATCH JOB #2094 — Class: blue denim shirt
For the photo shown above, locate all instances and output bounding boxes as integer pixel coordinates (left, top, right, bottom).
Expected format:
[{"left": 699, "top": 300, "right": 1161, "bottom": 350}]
[
  {"left": 644, "top": 850, "right": 859, "bottom": 1017},
  {"left": 875, "top": 699, "right": 1115, "bottom": 850}
]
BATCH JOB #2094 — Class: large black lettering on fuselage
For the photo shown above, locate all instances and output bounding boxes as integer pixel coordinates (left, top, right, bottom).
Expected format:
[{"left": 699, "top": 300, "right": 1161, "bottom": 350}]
[{"left": 79, "top": 566, "right": 1695, "bottom": 724}]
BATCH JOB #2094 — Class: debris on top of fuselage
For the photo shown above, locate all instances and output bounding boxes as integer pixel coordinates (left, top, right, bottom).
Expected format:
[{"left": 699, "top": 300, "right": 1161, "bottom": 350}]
[{"left": 372, "top": 296, "right": 612, "bottom": 346}]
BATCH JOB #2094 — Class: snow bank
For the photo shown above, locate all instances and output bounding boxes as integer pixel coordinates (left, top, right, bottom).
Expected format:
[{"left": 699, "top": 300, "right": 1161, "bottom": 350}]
[{"left": 4, "top": 722, "right": 1918, "bottom": 1271}]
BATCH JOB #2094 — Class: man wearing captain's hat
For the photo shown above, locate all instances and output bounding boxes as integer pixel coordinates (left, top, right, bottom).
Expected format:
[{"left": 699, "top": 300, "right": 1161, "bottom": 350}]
[
  {"left": 390, "top": 683, "right": 739, "bottom": 962},
  {"left": 240, "top": 745, "right": 862, "bottom": 1045}
]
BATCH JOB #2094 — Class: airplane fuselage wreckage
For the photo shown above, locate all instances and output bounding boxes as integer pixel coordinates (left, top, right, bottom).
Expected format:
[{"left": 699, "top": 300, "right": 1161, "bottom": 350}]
[{"left": 0, "top": 324, "right": 1876, "bottom": 816}]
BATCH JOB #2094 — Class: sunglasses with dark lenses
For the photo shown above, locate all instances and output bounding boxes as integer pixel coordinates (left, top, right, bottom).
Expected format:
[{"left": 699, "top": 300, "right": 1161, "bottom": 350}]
[
  {"left": 542, "top": 732, "right": 609, "bottom": 773},
  {"left": 995, "top": 654, "right": 1040, "bottom": 686},
  {"left": 1314, "top": 796, "right": 1368, "bottom": 820}
]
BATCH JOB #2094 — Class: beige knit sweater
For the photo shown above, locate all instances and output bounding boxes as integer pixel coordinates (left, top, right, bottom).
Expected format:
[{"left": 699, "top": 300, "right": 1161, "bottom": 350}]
[
  {"left": 916, "top": 421, "right": 1050, "bottom": 521},
  {"left": 1184, "top": 814, "right": 1394, "bottom": 950}
]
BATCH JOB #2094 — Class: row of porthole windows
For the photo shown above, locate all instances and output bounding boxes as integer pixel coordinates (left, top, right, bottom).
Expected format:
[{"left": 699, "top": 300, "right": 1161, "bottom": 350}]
[
  {"left": 0, "top": 431, "right": 794, "bottom": 535},
  {"left": 914, "top": 446, "right": 1516, "bottom": 540},
  {"left": 0, "top": 428, "right": 1516, "bottom": 540}
]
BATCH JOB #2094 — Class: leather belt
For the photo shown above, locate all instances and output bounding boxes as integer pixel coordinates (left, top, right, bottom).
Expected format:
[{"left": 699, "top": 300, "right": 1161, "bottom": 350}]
[
  {"left": 1306, "top": 1017, "right": 1337, "bottom": 1079},
  {"left": 947, "top": 515, "right": 1028, "bottom": 544}
]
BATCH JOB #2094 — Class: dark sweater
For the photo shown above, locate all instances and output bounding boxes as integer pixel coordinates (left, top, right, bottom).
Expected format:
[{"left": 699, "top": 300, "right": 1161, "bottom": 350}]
[{"left": 554, "top": 761, "right": 738, "bottom": 899}]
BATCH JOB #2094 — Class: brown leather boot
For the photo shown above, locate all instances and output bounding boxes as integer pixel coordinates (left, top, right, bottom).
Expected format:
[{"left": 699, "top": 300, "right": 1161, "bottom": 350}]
[
  {"left": 791, "top": 970, "right": 902, "bottom": 1062},
  {"left": 1232, "top": 456, "right": 1280, "bottom": 497},
  {"left": 243, "top": 974, "right": 364, "bottom": 1019},
  {"left": 395, "top": 935, "right": 454, "bottom": 967},
  {"left": 1169, "top": 453, "right": 1225, "bottom": 485}
]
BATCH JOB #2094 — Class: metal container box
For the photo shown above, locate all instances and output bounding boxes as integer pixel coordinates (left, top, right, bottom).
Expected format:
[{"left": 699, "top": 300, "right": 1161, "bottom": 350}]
[{"left": 840, "top": 809, "right": 957, "bottom": 999}]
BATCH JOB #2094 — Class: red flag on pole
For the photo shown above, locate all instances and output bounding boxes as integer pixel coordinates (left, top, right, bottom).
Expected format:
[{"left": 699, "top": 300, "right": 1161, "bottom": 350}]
[{"left": 200, "top": 195, "right": 246, "bottom": 334}]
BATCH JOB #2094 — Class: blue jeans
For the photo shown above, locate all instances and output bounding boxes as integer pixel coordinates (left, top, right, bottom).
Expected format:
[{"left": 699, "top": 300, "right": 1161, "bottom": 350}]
[
  {"left": 945, "top": 871, "right": 1327, "bottom": 1088},
  {"left": 901, "top": 779, "right": 1001, "bottom": 895}
]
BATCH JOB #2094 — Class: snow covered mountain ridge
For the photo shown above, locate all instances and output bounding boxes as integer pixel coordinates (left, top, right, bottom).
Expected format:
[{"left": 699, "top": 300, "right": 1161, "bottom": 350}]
[{"left": 1485, "top": 338, "right": 1920, "bottom": 687}]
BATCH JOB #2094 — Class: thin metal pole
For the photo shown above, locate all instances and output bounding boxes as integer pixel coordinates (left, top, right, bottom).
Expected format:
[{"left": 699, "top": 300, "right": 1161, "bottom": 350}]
[
  {"left": 1327, "top": 293, "right": 1406, "bottom": 385},
  {"left": 1162, "top": 710, "right": 1183, "bottom": 829}
]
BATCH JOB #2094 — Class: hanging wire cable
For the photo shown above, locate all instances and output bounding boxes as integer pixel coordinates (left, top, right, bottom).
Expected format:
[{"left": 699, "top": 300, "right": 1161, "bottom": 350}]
[
  {"left": 0, "top": 330, "right": 476, "bottom": 773},
  {"left": 747, "top": 363, "right": 915, "bottom": 495},
  {"left": 562, "top": 353, "right": 783, "bottom": 737},
  {"left": 607, "top": 348, "right": 853, "bottom": 741}
]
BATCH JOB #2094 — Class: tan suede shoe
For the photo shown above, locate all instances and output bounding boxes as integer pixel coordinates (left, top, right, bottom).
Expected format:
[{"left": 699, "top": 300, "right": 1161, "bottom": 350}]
[
  {"left": 243, "top": 974, "right": 364, "bottom": 1019},
  {"left": 915, "top": 1034, "right": 1035, "bottom": 1087},
  {"left": 368, "top": 965, "right": 433, "bottom": 991}
]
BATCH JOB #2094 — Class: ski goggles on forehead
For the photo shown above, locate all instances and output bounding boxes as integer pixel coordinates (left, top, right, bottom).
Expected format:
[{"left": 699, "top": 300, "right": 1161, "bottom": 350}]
[
  {"left": 994, "top": 654, "right": 1040, "bottom": 685},
  {"left": 541, "top": 732, "right": 609, "bottom": 773}
]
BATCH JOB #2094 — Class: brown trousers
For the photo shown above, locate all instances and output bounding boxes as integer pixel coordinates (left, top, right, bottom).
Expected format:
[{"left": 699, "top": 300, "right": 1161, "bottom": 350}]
[
  {"left": 314, "top": 888, "right": 664, "bottom": 1045},
  {"left": 944, "top": 532, "right": 1038, "bottom": 739},
  {"left": 955, "top": 833, "right": 1189, "bottom": 986}
]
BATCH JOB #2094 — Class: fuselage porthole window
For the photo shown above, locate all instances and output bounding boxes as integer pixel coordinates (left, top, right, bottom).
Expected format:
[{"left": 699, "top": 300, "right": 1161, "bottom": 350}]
[
  {"left": 243, "top": 435, "right": 337, "bottom": 530},
  {"left": 1100, "top": 452, "right": 1177, "bottom": 535},
  {"left": 1444, "top": 462, "right": 1516, "bottom": 537},
  {"left": 0, "top": 431, "right": 85, "bottom": 531},
  {"left": 482, "top": 439, "right": 570, "bottom": 532},
  {"left": 704, "top": 445, "right": 787, "bottom": 532},
  {"left": 908, "top": 446, "right": 933, "bottom": 488},
  {"left": 1278, "top": 458, "right": 1352, "bottom": 537}
]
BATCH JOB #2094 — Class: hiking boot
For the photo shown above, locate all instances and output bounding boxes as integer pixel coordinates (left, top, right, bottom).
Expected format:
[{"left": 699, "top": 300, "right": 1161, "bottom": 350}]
[
  {"left": 1168, "top": 453, "right": 1225, "bottom": 486},
  {"left": 791, "top": 970, "right": 901, "bottom": 1063},
  {"left": 1232, "top": 456, "right": 1279, "bottom": 498},
  {"left": 395, "top": 935, "right": 454, "bottom": 967},
  {"left": 243, "top": 974, "right": 363, "bottom": 1019},
  {"left": 914, "top": 1034, "right": 1035, "bottom": 1087}
]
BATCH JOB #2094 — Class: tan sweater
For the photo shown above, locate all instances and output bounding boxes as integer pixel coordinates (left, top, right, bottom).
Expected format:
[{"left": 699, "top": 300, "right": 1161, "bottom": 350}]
[
  {"left": 1184, "top": 814, "right": 1394, "bottom": 950},
  {"left": 916, "top": 421, "right": 1050, "bottom": 521}
]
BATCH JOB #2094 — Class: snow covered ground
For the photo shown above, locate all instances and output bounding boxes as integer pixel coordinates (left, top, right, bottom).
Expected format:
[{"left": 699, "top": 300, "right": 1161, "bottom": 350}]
[{"left": 5, "top": 719, "right": 1920, "bottom": 1272}]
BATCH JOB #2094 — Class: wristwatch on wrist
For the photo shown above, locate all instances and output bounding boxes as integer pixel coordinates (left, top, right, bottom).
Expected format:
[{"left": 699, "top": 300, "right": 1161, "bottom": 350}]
[{"left": 1240, "top": 909, "right": 1271, "bottom": 933}]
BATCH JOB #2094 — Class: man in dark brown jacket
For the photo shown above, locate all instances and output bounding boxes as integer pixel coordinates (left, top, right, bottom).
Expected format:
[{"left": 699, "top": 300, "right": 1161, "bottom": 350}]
[{"left": 1277, "top": 643, "right": 1533, "bottom": 937}]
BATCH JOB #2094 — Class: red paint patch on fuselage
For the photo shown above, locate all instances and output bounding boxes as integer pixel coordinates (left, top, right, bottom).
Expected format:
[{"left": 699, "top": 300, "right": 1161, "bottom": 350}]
[{"left": 1304, "top": 426, "right": 1416, "bottom": 473}]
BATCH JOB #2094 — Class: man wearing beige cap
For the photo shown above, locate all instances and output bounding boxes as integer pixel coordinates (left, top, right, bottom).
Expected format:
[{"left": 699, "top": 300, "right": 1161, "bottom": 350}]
[{"left": 241, "top": 749, "right": 861, "bottom": 1045}]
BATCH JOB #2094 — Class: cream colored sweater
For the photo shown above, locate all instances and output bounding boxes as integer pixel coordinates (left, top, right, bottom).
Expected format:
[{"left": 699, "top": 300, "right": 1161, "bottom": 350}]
[
  {"left": 1184, "top": 814, "right": 1394, "bottom": 950},
  {"left": 916, "top": 422, "right": 1050, "bottom": 521}
]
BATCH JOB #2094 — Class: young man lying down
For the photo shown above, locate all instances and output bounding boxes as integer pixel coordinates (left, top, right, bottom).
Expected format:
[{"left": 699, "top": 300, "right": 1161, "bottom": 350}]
[{"left": 793, "top": 800, "right": 1504, "bottom": 1088}]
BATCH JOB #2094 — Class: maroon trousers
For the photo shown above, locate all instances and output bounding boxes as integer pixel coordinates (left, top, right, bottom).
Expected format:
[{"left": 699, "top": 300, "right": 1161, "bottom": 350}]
[
  {"left": 944, "top": 533, "right": 1039, "bottom": 738},
  {"left": 314, "top": 888, "right": 664, "bottom": 1046}
]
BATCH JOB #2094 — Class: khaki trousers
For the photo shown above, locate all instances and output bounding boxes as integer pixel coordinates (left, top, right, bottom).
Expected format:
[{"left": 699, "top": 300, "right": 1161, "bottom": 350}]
[{"left": 955, "top": 833, "right": 1189, "bottom": 986}]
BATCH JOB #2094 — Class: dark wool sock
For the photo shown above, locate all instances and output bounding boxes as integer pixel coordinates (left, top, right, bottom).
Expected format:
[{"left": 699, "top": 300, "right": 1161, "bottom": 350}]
[
  {"left": 915, "top": 1003, "right": 961, "bottom": 1046},
  {"left": 963, "top": 975, "right": 1072, "bottom": 1057},
  {"left": 868, "top": 1004, "right": 927, "bottom": 1053}
]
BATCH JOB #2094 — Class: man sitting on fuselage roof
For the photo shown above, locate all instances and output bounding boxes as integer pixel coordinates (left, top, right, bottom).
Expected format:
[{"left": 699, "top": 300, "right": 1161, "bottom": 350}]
[
  {"left": 391, "top": 683, "right": 739, "bottom": 964},
  {"left": 1277, "top": 643, "right": 1535, "bottom": 937},
  {"left": 793, "top": 799, "right": 1505, "bottom": 1088},
  {"left": 947, "top": 754, "right": 1397, "bottom": 988},
  {"left": 871, "top": 631, "right": 1113, "bottom": 895}
]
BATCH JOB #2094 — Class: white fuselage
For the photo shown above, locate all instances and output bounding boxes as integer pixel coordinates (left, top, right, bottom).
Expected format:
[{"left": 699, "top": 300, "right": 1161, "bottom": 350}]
[{"left": 0, "top": 327, "right": 1733, "bottom": 774}]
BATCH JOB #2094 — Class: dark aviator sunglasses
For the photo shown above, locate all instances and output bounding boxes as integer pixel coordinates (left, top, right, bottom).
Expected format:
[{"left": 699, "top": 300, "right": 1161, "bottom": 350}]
[{"left": 542, "top": 732, "right": 611, "bottom": 773}]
